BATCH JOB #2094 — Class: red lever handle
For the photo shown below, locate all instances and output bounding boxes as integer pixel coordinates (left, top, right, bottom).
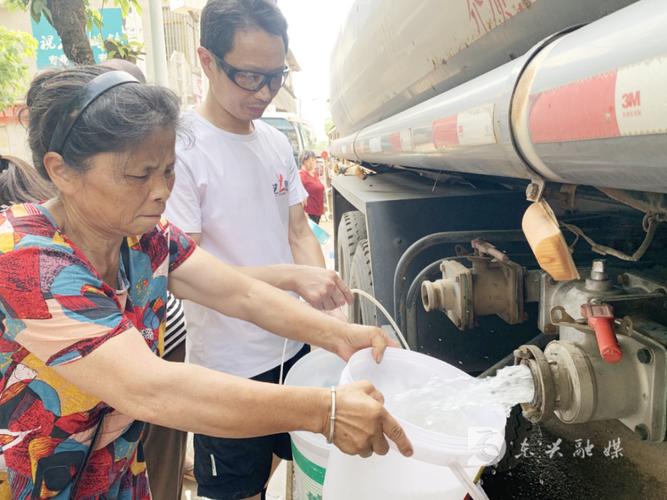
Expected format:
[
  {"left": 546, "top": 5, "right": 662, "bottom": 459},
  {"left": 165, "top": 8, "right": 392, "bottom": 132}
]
[{"left": 581, "top": 304, "right": 622, "bottom": 364}]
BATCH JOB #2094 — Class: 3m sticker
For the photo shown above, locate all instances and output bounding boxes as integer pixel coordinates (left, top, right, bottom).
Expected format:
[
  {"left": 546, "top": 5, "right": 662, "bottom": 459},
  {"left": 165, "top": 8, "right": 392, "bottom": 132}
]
[{"left": 615, "top": 56, "right": 667, "bottom": 136}]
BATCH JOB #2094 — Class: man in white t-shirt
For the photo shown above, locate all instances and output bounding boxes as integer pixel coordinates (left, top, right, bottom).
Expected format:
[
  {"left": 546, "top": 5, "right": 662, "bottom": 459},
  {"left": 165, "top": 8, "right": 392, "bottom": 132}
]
[{"left": 164, "top": 1, "right": 352, "bottom": 499}]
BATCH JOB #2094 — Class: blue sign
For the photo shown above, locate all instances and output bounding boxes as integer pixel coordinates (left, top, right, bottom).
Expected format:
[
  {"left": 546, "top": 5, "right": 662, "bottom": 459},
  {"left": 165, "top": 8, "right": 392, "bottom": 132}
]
[{"left": 31, "top": 8, "right": 124, "bottom": 69}]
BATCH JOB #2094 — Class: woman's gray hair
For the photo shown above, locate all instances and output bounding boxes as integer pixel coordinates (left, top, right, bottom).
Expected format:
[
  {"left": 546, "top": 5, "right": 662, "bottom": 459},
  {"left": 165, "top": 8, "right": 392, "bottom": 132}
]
[{"left": 26, "top": 65, "right": 181, "bottom": 180}]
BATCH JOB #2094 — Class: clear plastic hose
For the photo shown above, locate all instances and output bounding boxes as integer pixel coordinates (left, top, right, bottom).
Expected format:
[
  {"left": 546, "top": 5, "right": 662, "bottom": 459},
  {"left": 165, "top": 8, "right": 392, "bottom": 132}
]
[{"left": 351, "top": 288, "right": 410, "bottom": 351}]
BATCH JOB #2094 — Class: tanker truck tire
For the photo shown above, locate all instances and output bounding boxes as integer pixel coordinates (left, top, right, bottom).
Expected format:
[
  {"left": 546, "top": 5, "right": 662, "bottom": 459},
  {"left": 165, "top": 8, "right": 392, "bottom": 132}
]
[
  {"left": 336, "top": 211, "right": 367, "bottom": 284},
  {"left": 494, "top": 405, "right": 533, "bottom": 472},
  {"left": 349, "top": 239, "right": 378, "bottom": 326}
]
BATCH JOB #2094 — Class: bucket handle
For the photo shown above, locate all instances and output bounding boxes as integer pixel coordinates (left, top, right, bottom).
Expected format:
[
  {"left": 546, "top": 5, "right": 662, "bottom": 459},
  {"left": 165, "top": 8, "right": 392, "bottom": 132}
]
[{"left": 450, "top": 463, "right": 490, "bottom": 500}]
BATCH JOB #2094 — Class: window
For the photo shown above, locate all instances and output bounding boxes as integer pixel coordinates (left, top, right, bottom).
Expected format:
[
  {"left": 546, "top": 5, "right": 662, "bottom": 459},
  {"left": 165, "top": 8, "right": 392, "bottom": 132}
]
[{"left": 162, "top": 8, "right": 199, "bottom": 71}]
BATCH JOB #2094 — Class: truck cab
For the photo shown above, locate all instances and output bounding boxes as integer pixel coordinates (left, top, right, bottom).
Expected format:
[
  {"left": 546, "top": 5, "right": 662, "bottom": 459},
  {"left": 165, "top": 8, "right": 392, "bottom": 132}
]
[{"left": 260, "top": 112, "right": 317, "bottom": 165}]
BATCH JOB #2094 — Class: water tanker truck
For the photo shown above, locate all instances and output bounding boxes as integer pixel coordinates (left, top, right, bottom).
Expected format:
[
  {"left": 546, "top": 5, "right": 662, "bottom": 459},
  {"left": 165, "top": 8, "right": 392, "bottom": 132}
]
[{"left": 329, "top": 0, "right": 667, "bottom": 494}]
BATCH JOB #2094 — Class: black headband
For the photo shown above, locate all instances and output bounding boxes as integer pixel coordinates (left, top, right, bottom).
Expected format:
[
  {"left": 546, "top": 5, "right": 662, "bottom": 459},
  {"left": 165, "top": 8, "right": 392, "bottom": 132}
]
[{"left": 48, "top": 70, "right": 140, "bottom": 155}]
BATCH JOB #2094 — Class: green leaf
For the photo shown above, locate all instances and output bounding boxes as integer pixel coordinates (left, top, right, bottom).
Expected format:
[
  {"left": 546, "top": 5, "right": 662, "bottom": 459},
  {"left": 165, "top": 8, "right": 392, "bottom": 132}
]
[
  {"left": 3, "top": 0, "right": 31, "bottom": 12},
  {"left": 40, "top": 4, "right": 53, "bottom": 25},
  {"left": 130, "top": 0, "right": 142, "bottom": 15},
  {"left": 85, "top": 7, "right": 104, "bottom": 33},
  {"left": 0, "top": 27, "right": 37, "bottom": 112},
  {"left": 29, "top": 0, "right": 44, "bottom": 23}
]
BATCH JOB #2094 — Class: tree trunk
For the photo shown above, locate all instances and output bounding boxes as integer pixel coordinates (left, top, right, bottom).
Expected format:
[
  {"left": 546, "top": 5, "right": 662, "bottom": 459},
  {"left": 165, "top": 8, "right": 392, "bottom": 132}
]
[{"left": 47, "top": 0, "right": 94, "bottom": 65}]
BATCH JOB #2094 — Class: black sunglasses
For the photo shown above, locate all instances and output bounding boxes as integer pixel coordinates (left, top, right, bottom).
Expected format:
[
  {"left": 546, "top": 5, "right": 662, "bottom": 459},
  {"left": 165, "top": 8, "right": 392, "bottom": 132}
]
[{"left": 209, "top": 50, "right": 289, "bottom": 92}]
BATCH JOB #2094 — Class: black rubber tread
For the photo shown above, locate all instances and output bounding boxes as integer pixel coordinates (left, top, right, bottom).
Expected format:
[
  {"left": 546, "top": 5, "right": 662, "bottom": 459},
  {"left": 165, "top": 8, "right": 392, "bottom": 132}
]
[
  {"left": 494, "top": 405, "right": 533, "bottom": 472},
  {"left": 336, "top": 211, "right": 368, "bottom": 284},
  {"left": 349, "top": 239, "right": 378, "bottom": 325}
]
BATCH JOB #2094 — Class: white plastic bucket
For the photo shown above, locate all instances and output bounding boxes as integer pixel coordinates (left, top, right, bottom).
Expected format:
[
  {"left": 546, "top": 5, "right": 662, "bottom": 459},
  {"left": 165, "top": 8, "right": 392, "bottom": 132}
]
[
  {"left": 284, "top": 349, "right": 346, "bottom": 500},
  {"left": 323, "top": 347, "right": 507, "bottom": 500},
  {"left": 323, "top": 448, "right": 479, "bottom": 500}
]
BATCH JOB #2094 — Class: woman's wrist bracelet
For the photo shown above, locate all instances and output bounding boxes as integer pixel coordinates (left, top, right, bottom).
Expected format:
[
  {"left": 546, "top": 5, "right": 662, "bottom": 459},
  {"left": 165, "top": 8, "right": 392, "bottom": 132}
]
[{"left": 327, "top": 386, "right": 336, "bottom": 444}]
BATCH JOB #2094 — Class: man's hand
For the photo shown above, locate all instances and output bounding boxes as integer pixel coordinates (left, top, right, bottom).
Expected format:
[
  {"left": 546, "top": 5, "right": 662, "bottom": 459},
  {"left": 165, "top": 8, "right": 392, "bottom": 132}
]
[
  {"left": 335, "top": 324, "right": 398, "bottom": 363},
  {"left": 289, "top": 266, "right": 353, "bottom": 310},
  {"left": 323, "top": 306, "right": 349, "bottom": 322}
]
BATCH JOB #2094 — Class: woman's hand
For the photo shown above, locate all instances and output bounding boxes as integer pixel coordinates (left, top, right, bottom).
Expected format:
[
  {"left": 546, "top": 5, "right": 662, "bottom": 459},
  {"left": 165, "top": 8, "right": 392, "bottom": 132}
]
[
  {"left": 322, "top": 381, "right": 413, "bottom": 458},
  {"left": 334, "top": 323, "right": 398, "bottom": 363}
]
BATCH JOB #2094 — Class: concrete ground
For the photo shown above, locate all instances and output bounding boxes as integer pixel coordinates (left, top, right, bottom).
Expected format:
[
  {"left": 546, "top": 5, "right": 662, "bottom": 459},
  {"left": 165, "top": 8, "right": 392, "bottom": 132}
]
[{"left": 181, "top": 216, "right": 335, "bottom": 500}]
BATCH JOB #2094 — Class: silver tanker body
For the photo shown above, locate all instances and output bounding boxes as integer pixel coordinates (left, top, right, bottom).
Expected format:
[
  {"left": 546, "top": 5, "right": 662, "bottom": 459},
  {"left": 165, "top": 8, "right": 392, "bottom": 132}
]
[
  {"left": 330, "top": 0, "right": 637, "bottom": 137},
  {"left": 327, "top": 1, "right": 667, "bottom": 498},
  {"left": 331, "top": 0, "right": 667, "bottom": 193}
]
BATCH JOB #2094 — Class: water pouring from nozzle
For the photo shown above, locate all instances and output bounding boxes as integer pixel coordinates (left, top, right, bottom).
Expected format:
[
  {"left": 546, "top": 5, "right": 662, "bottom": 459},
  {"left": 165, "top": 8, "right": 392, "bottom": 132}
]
[{"left": 387, "top": 364, "right": 536, "bottom": 435}]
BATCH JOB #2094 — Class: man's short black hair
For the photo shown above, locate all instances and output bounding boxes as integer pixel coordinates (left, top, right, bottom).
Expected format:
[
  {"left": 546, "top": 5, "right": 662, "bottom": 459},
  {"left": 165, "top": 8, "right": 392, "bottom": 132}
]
[{"left": 201, "top": 0, "right": 289, "bottom": 59}]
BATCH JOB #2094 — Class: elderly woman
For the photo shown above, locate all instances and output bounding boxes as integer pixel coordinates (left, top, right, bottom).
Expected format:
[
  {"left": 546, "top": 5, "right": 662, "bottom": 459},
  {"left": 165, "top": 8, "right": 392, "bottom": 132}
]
[{"left": 0, "top": 66, "right": 412, "bottom": 499}]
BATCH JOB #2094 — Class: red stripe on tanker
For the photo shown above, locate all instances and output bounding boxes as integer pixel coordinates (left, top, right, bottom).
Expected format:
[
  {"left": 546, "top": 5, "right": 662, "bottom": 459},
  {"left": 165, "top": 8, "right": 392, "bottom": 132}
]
[
  {"left": 433, "top": 115, "right": 459, "bottom": 148},
  {"left": 529, "top": 71, "right": 620, "bottom": 144},
  {"left": 389, "top": 132, "right": 402, "bottom": 151},
  {"left": 529, "top": 56, "right": 667, "bottom": 144}
]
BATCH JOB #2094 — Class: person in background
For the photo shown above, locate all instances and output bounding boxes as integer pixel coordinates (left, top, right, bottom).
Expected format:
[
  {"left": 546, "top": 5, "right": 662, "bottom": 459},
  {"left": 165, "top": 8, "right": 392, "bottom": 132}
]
[
  {"left": 139, "top": 288, "right": 190, "bottom": 499},
  {"left": 299, "top": 150, "right": 326, "bottom": 225},
  {"left": 99, "top": 57, "right": 190, "bottom": 500},
  {"left": 0, "top": 155, "right": 57, "bottom": 499},
  {"left": 99, "top": 58, "right": 148, "bottom": 83},
  {"left": 0, "top": 64, "right": 412, "bottom": 499},
  {"left": 0, "top": 154, "right": 55, "bottom": 207},
  {"left": 165, "top": 2, "right": 349, "bottom": 498}
]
